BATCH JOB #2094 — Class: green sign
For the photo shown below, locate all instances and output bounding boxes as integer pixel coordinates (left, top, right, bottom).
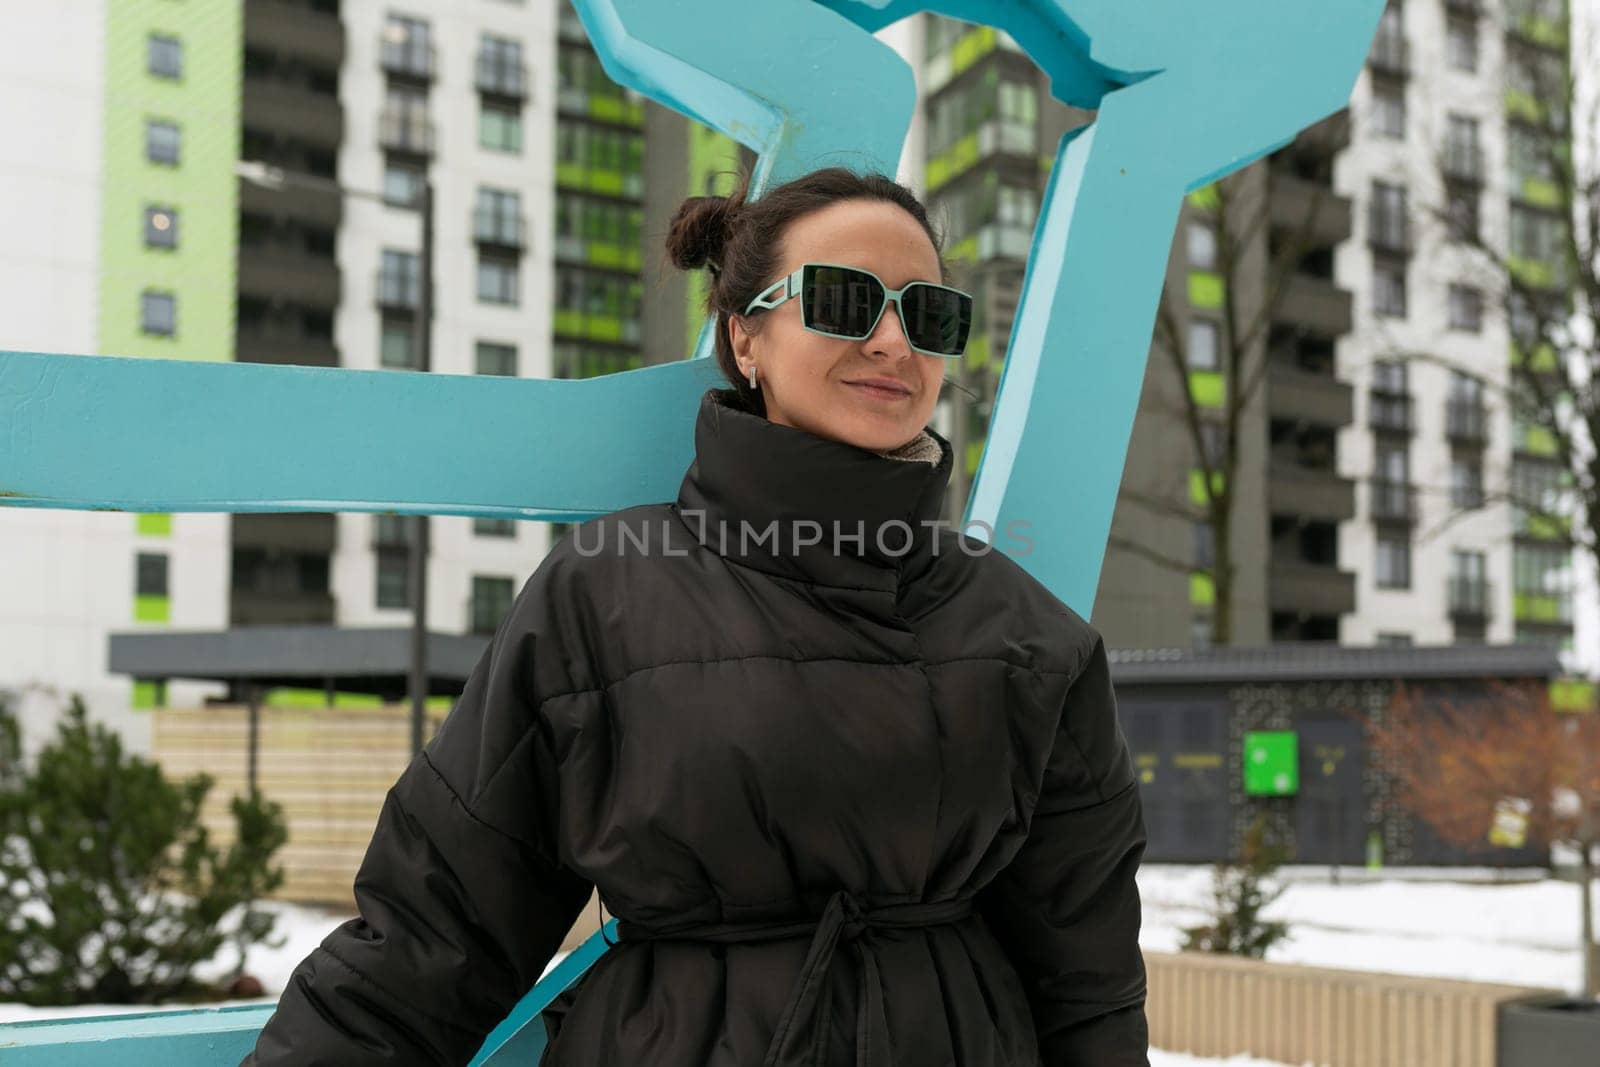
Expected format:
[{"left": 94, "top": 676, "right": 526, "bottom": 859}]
[{"left": 1243, "top": 731, "right": 1299, "bottom": 796}]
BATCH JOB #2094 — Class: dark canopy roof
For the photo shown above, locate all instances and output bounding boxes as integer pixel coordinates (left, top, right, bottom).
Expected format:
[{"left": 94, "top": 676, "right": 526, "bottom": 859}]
[
  {"left": 107, "top": 626, "right": 489, "bottom": 700},
  {"left": 1107, "top": 641, "right": 1565, "bottom": 685}
]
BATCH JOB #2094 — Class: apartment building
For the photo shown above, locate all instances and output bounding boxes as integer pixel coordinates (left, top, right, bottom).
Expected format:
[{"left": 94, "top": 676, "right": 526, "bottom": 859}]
[
  {"left": 1334, "top": 0, "right": 1577, "bottom": 655},
  {"left": 902, "top": 6, "right": 1583, "bottom": 655},
  {"left": 0, "top": 3, "right": 240, "bottom": 757},
  {"left": 0, "top": 0, "right": 745, "bottom": 753}
]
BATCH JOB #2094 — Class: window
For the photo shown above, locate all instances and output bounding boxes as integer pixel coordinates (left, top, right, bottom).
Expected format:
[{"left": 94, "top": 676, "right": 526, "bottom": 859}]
[
  {"left": 1373, "top": 358, "right": 1406, "bottom": 395},
  {"left": 1375, "top": 631, "right": 1412, "bottom": 647},
  {"left": 1452, "top": 548, "right": 1486, "bottom": 581},
  {"left": 1449, "top": 369, "right": 1483, "bottom": 404},
  {"left": 1187, "top": 221, "right": 1218, "bottom": 270},
  {"left": 1373, "top": 260, "right": 1406, "bottom": 318},
  {"left": 1509, "top": 124, "right": 1557, "bottom": 185},
  {"left": 382, "top": 14, "right": 433, "bottom": 77},
  {"left": 141, "top": 291, "right": 176, "bottom": 336},
  {"left": 383, "top": 160, "right": 425, "bottom": 208},
  {"left": 477, "top": 34, "right": 526, "bottom": 97},
  {"left": 475, "top": 187, "right": 523, "bottom": 247},
  {"left": 477, "top": 256, "right": 519, "bottom": 306},
  {"left": 1376, "top": 534, "right": 1411, "bottom": 588},
  {"left": 480, "top": 103, "right": 523, "bottom": 153},
  {"left": 1448, "top": 284, "right": 1482, "bottom": 331},
  {"left": 470, "top": 575, "right": 515, "bottom": 635},
  {"left": 1197, "top": 421, "right": 1225, "bottom": 465},
  {"left": 1192, "top": 520, "right": 1214, "bottom": 568},
  {"left": 1445, "top": 114, "right": 1481, "bottom": 182},
  {"left": 1369, "top": 181, "right": 1408, "bottom": 251},
  {"left": 1188, "top": 320, "right": 1219, "bottom": 370},
  {"left": 1445, "top": 16, "right": 1477, "bottom": 72},
  {"left": 1451, "top": 457, "right": 1484, "bottom": 508},
  {"left": 1510, "top": 205, "right": 1567, "bottom": 272},
  {"left": 145, "top": 119, "right": 180, "bottom": 165},
  {"left": 136, "top": 552, "right": 169, "bottom": 597},
  {"left": 376, "top": 550, "right": 410, "bottom": 609},
  {"left": 147, "top": 34, "right": 182, "bottom": 79},
  {"left": 379, "top": 249, "right": 420, "bottom": 307},
  {"left": 473, "top": 517, "right": 516, "bottom": 538},
  {"left": 381, "top": 320, "right": 417, "bottom": 369},
  {"left": 475, "top": 341, "right": 517, "bottom": 376},
  {"left": 144, "top": 205, "right": 178, "bottom": 249},
  {"left": 1446, "top": 186, "right": 1479, "bottom": 243},
  {"left": 1371, "top": 83, "right": 1405, "bottom": 139}
]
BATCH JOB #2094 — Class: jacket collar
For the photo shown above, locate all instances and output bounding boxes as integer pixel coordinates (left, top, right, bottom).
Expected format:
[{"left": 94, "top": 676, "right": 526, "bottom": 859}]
[{"left": 675, "top": 388, "right": 954, "bottom": 590}]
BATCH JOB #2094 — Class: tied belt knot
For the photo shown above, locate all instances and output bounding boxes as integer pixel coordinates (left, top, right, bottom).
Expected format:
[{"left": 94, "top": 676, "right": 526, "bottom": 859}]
[{"left": 615, "top": 889, "right": 974, "bottom": 1067}]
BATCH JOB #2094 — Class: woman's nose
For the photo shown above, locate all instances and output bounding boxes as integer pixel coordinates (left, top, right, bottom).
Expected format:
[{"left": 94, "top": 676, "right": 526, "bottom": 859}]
[{"left": 865, "top": 298, "right": 913, "bottom": 358}]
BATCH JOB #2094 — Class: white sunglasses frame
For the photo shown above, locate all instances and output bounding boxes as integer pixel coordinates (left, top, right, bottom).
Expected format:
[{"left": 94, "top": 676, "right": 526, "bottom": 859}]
[{"left": 741, "top": 262, "right": 973, "bottom": 359}]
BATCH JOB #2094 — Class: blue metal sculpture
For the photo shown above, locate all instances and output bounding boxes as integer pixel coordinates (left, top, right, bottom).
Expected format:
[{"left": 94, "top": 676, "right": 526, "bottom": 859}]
[{"left": 0, "top": 1, "right": 1382, "bottom": 1061}]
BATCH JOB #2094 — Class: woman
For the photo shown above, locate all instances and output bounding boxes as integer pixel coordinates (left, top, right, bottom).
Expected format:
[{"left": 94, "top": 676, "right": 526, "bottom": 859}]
[{"left": 244, "top": 167, "right": 1149, "bottom": 1066}]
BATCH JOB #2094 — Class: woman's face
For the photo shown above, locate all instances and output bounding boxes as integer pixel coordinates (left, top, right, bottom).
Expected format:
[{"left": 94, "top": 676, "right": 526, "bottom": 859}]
[{"left": 728, "top": 199, "right": 948, "bottom": 453}]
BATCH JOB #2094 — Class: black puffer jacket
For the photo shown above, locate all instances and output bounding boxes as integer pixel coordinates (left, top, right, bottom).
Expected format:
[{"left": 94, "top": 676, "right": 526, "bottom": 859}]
[{"left": 245, "top": 387, "right": 1149, "bottom": 1066}]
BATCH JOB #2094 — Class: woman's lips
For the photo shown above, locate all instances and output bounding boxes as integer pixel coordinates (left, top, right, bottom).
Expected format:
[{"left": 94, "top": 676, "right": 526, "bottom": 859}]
[{"left": 844, "top": 380, "right": 911, "bottom": 401}]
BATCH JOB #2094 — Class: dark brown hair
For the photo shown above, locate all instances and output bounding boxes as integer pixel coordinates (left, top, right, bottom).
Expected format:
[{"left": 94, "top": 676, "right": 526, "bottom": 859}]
[{"left": 664, "top": 166, "right": 949, "bottom": 417}]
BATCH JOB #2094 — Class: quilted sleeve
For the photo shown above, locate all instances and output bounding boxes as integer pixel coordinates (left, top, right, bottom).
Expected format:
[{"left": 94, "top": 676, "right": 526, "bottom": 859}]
[
  {"left": 242, "top": 570, "right": 594, "bottom": 1067},
  {"left": 977, "top": 628, "right": 1150, "bottom": 1067}
]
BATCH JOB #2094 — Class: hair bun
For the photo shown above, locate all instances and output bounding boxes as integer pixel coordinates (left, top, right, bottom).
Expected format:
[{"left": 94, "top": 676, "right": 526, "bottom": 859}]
[{"left": 665, "top": 194, "right": 740, "bottom": 272}]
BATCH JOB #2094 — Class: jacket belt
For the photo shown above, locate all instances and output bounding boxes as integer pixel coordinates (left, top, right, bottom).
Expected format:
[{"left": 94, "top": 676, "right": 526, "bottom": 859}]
[{"left": 615, "top": 890, "right": 974, "bottom": 1067}]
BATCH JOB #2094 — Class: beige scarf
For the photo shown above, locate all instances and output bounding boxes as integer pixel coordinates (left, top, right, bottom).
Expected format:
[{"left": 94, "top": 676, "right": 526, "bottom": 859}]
[{"left": 871, "top": 429, "right": 943, "bottom": 465}]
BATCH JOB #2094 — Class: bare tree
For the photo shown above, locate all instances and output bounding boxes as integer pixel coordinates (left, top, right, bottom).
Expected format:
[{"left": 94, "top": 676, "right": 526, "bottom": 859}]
[
  {"left": 1365, "top": 678, "right": 1600, "bottom": 997},
  {"left": 1379, "top": 7, "right": 1600, "bottom": 650},
  {"left": 1126, "top": 128, "right": 1349, "bottom": 646}
]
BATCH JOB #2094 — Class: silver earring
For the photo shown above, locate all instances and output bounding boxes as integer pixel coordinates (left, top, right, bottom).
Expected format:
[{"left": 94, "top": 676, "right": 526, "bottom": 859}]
[{"left": 748, "top": 365, "right": 759, "bottom": 389}]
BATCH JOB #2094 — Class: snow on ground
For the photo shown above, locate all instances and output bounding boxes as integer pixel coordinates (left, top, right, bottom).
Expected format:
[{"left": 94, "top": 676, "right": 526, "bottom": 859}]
[
  {"left": 1137, "top": 863, "right": 1597, "bottom": 991},
  {"left": 4, "top": 863, "right": 1594, "bottom": 1059},
  {"left": 1150, "top": 1054, "right": 1300, "bottom": 1067}
]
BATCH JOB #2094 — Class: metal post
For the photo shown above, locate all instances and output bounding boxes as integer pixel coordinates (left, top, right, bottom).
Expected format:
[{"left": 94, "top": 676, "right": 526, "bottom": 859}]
[
  {"left": 409, "top": 181, "right": 434, "bottom": 758},
  {"left": 246, "top": 682, "right": 260, "bottom": 798}
]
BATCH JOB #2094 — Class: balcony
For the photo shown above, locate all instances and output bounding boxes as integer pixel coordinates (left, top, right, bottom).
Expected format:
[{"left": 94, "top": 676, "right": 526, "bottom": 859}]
[
  {"left": 1445, "top": 0, "right": 1480, "bottom": 14},
  {"left": 1447, "top": 576, "right": 1492, "bottom": 620},
  {"left": 1267, "top": 172, "right": 1353, "bottom": 250},
  {"left": 1368, "top": 31, "right": 1410, "bottom": 78},
  {"left": 239, "top": 178, "right": 340, "bottom": 230},
  {"left": 1268, "top": 463, "right": 1357, "bottom": 523},
  {"left": 1367, "top": 209, "right": 1412, "bottom": 256},
  {"left": 230, "top": 590, "right": 336, "bottom": 626},
  {"left": 1446, "top": 400, "right": 1489, "bottom": 445},
  {"left": 1368, "top": 391, "right": 1413, "bottom": 434},
  {"left": 476, "top": 55, "right": 528, "bottom": 100},
  {"left": 379, "top": 109, "right": 435, "bottom": 156},
  {"left": 235, "top": 325, "right": 339, "bottom": 368},
  {"left": 1268, "top": 561, "right": 1357, "bottom": 617},
  {"left": 1294, "top": 107, "right": 1352, "bottom": 157},
  {"left": 1273, "top": 273, "right": 1353, "bottom": 337},
  {"left": 370, "top": 513, "right": 419, "bottom": 551},
  {"left": 1442, "top": 140, "right": 1486, "bottom": 185},
  {"left": 375, "top": 268, "right": 420, "bottom": 310},
  {"left": 1266, "top": 362, "right": 1353, "bottom": 427},
  {"left": 233, "top": 512, "right": 336, "bottom": 553},
  {"left": 380, "top": 36, "right": 435, "bottom": 81},
  {"left": 559, "top": 6, "right": 588, "bottom": 43},
  {"left": 244, "top": 0, "right": 345, "bottom": 71},
  {"left": 1370, "top": 479, "right": 1417, "bottom": 523},
  {"left": 242, "top": 79, "right": 343, "bottom": 149},
  {"left": 237, "top": 248, "right": 340, "bottom": 310},
  {"left": 473, "top": 209, "right": 527, "bottom": 251}
]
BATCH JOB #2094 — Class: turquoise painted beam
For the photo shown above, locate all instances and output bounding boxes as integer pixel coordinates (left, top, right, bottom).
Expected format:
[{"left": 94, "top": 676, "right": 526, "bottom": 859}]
[
  {"left": 0, "top": 1004, "right": 275, "bottom": 1066},
  {"left": 0, "top": 353, "right": 722, "bottom": 519}
]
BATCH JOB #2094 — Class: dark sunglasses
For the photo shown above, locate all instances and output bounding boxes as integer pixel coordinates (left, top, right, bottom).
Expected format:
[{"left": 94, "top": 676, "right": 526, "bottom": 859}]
[{"left": 742, "top": 262, "right": 973, "bottom": 358}]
